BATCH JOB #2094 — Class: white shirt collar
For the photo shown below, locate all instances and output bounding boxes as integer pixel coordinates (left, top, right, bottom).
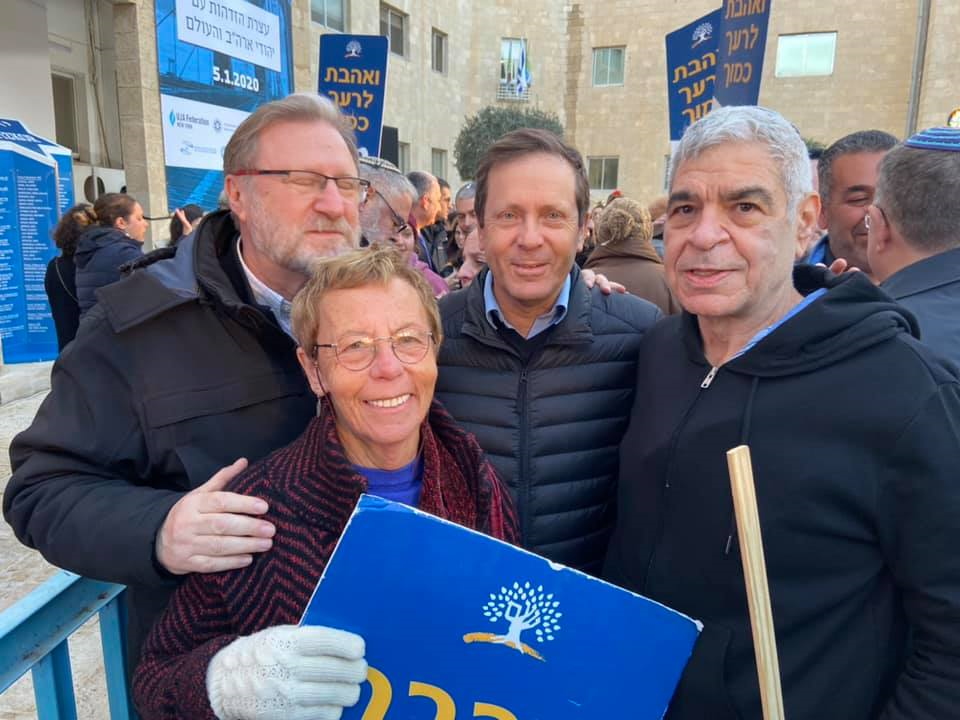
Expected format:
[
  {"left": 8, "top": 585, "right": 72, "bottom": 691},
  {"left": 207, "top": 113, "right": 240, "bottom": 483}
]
[{"left": 236, "top": 236, "right": 294, "bottom": 337}]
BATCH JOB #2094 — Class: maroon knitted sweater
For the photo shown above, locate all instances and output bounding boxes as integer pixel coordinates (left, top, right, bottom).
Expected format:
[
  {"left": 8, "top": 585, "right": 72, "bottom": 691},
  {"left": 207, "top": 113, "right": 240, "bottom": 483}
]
[{"left": 133, "top": 400, "right": 519, "bottom": 719}]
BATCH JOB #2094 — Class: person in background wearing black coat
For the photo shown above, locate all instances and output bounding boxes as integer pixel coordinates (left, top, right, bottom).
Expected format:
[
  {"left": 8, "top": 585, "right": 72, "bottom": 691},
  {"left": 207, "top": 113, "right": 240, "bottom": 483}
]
[
  {"left": 43, "top": 203, "right": 95, "bottom": 350},
  {"left": 168, "top": 204, "right": 205, "bottom": 247},
  {"left": 74, "top": 192, "right": 148, "bottom": 316}
]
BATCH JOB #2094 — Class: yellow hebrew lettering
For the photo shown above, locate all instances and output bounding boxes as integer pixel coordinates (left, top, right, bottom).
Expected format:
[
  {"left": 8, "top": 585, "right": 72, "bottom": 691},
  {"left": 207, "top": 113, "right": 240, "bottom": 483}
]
[
  {"left": 473, "top": 701, "right": 518, "bottom": 719},
  {"left": 324, "top": 66, "right": 337, "bottom": 83},
  {"left": 702, "top": 51, "right": 717, "bottom": 68},
  {"left": 362, "top": 69, "right": 380, "bottom": 84},
  {"left": 678, "top": 86, "right": 693, "bottom": 104},
  {"left": 350, "top": 69, "right": 363, "bottom": 83},
  {"left": 409, "top": 681, "right": 456, "bottom": 720},
  {"left": 337, "top": 67, "right": 350, "bottom": 83},
  {"left": 673, "top": 65, "right": 688, "bottom": 84},
  {"left": 357, "top": 116, "right": 370, "bottom": 132},
  {"left": 359, "top": 667, "right": 393, "bottom": 720},
  {"left": 686, "top": 58, "right": 703, "bottom": 75},
  {"left": 362, "top": 90, "right": 374, "bottom": 108},
  {"left": 690, "top": 78, "right": 708, "bottom": 99}
]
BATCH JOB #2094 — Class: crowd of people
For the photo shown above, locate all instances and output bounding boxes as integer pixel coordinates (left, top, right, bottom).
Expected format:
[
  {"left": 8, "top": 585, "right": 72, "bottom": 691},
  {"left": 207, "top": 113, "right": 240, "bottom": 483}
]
[{"left": 7, "top": 91, "right": 960, "bottom": 720}]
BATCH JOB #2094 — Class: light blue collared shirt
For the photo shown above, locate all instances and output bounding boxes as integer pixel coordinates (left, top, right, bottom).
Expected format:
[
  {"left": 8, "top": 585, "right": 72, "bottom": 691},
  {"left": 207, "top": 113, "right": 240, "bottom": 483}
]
[
  {"left": 483, "top": 271, "right": 571, "bottom": 339},
  {"left": 237, "top": 237, "right": 294, "bottom": 337}
]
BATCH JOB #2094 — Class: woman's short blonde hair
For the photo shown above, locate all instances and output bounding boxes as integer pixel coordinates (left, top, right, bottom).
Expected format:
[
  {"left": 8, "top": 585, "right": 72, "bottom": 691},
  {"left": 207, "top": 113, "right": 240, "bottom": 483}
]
[
  {"left": 595, "top": 197, "right": 654, "bottom": 247},
  {"left": 291, "top": 246, "right": 443, "bottom": 353}
]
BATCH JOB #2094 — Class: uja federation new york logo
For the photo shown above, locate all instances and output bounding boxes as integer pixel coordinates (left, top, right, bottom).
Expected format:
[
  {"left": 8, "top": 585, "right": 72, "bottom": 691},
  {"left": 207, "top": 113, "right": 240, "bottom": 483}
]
[{"left": 463, "top": 581, "right": 562, "bottom": 662}]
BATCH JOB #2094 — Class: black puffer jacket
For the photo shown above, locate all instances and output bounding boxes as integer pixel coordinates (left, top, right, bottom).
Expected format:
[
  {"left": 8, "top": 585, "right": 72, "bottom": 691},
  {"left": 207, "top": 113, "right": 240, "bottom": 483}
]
[
  {"left": 605, "top": 266, "right": 960, "bottom": 720},
  {"left": 74, "top": 225, "right": 144, "bottom": 315},
  {"left": 4, "top": 210, "right": 315, "bottom": 663},
  {"left": 436, "top": 267, "right": 662, "bottom": 574}
]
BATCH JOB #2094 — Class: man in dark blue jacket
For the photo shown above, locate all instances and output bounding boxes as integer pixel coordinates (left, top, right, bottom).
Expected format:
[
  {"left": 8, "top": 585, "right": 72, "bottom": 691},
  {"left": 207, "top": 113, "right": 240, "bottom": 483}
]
[
  {"left": 436, "top": 129, "right": 661, "bottom": 575},
  {"left": 605, "top": 105, "right": 960, "bottom": 719},
  {"left": 866, "top": 126, "right": 960, "bottom": 366}
]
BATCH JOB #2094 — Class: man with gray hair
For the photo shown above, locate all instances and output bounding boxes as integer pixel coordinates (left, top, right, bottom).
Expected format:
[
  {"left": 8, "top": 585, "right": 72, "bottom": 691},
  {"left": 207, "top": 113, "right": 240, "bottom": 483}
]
[
  {"left": 605, "top": 106, "right": 960, "bottom": 719},
  {"left": 5, "top": 94, "right": 371, "bottom": 702},
  {"left": 359, "top": 158, "right": 448, "bottom": 296},
  {"left": 454, "top": 180, "right": 477, "bottom": 234},
  {"left": 807, "top": 129, "right": 898, "bottom": 277},
  {"left": 866, "top": 126, "right": 960, "bottom": 364},
  {"left": 407, "top": 170, "right": 445, "bottom": 271}
]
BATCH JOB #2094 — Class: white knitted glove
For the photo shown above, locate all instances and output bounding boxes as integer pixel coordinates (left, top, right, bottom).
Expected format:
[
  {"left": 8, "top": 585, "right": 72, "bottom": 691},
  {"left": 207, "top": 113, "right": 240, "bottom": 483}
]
[{"left": 206, "top": 624, "right": 367, "bottom": 720}]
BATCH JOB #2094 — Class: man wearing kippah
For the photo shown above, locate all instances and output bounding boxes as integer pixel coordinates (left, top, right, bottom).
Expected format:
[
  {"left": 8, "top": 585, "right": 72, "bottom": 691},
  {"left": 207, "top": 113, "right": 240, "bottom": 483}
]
[{"left": 866, "top": 126, "right": 960, "bottom": 365}]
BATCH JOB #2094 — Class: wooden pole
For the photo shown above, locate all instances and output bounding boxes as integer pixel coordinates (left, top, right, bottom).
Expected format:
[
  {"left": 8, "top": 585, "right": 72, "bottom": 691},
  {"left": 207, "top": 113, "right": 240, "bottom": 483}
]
[{"left": 726, "top": 445, "right": 786, "bottom": 720}]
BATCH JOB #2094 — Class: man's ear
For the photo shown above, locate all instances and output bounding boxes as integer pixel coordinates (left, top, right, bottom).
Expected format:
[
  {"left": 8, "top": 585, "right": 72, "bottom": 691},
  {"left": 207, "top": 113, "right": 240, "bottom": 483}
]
[
  {"left": 796, "top": 193, "right": 821, "bottom": 261},
  {"left": 224, "top": 175, "right": 247, "bottom": 223},
  {"left": 817, "top": 196, "right": 828, "bottom": 231},
  {"left": 296, "top": 346, "right": 326, "bottom": 397}
]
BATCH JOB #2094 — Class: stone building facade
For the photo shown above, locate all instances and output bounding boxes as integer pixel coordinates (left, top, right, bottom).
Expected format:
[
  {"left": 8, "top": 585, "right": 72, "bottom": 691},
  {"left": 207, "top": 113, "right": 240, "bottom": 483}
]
[{"left": 3, "top": 0, "right": 957, "bottom": 242}]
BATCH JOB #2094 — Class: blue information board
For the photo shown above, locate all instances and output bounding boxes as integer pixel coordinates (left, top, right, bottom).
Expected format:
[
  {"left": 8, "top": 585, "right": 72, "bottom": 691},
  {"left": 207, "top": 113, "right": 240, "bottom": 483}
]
[
  {"left": 665, "top": 10, "right": 722, "bottom": 141},
  {"left": 318, "top": 35, "right": 388, "bottom": 157},
  {"left": 155, "top": 0, "right": 294, "bottom": 210},
  {"left": 715, "top": 0, "right": 772, "bottom": 107},
  {"left": 302, "top": 495, "right": 701, "bottom": 719},
  {"left": 0, "top": 119, "right": 73, "bottom": 363}
]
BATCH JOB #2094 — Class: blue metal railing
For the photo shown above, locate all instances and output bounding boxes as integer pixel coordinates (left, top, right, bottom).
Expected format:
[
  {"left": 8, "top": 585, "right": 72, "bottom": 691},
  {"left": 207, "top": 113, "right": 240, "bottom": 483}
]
[{"left": 0, "top": 571, "right": 136, "bottom": 719}]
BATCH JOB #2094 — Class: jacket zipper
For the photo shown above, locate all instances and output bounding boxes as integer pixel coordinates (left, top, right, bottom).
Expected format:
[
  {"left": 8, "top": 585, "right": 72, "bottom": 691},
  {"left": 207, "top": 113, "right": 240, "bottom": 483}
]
[
  {"left": 643, "top": 364, "right": 720, "bottom": 592},
  {"left": 518, "top": 367, "right": 531, "bottom": 544}
]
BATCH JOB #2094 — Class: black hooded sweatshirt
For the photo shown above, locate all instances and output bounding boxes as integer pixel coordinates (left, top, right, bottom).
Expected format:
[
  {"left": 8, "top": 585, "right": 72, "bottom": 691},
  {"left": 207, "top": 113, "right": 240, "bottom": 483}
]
[{"left": 605, "top": 265, "right": 960, "bottom": 720}]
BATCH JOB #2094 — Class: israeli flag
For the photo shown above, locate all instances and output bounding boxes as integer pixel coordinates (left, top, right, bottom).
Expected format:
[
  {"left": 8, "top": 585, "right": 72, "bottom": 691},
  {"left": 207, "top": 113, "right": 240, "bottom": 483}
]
[{"left": 515, "top": 41, "right": 532, "bottom": 96}]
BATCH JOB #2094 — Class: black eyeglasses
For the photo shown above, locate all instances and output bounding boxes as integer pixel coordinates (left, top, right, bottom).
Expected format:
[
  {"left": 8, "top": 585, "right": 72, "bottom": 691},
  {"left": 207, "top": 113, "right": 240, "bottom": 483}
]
[
  {"left": 370, "top": 188, "right": 412, "bottom": 237},
  {"left": 313, "top": 330, "right": 434, "bottom": 371},
  {"left": 232, "top": 169, "right": 370, "bottom": 201}
]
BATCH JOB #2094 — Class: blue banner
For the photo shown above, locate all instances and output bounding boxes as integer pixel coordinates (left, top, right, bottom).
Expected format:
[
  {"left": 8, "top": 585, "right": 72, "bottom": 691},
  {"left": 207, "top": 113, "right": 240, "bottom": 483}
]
[
  {"left": 715, "top": 0, "right": 772, "bottom": 106},
  {"left": 0, "top": 137, "right": 60, "bottom": 363},
  {"left": 665, "top": 10, "right": 721, "bottom": 141},
  {"left": 0, "top": 119, "right": 75, "bottom": 214},
  {"left": 318, "top": 35, "right": 388, "bottom": 157},
  {"left": 155, "top": 0, "right": 294, "bottom": 211},
  {"left": 302, "top": 495, "right": 701, "bottom": 719}
]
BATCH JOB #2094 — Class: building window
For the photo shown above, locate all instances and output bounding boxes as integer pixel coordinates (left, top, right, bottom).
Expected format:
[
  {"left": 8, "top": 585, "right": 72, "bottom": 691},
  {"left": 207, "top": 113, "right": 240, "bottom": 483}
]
[
  {"left": 380, "top": 4, "right": 406, "bottom": 56},
  {"left": 51, "top": 72, "right": 82, "bottom": 160},
  {"left": 398, "top": 142, "right": 410, "bottom": 174},
  {"left": 775, "top": 32, "right": 837, "bottom": 77},
  {"left": 311, "top": 0, "right": 345, "bottom": 31},
  {"left": 431, "top": 148, "right": 447, "bottom": 179},
  {"left": 498, "top": 37, "right": 530, "bottom": 101},
  {"left": 592, "top": 47, "right": 625, "bottom": 86},
  {"left": 432, "top": 29, "right": 448, "bottom": 74},
  {"left": 588, "top": 157, "right": 619, "bottom": 191}
]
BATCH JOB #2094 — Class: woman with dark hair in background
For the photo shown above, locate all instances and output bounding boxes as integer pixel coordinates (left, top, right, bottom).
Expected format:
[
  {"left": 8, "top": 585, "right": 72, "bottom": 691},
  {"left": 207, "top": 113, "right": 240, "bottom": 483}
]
[
  {"left": 44, "top": 203, "right": 96, "bottom": 350},
  {"left": 169, "top": 204, "right": 205, "bottom": 246},
  {"left": 74, "top": 192, "right": 148, "bottom": 316}
]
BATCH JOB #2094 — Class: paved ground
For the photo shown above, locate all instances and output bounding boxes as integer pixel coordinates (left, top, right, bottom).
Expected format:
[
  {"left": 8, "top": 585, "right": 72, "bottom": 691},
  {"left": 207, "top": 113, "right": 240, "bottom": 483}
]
[{"left": 0, "top": 389, "right": 111, "bottom": 719}]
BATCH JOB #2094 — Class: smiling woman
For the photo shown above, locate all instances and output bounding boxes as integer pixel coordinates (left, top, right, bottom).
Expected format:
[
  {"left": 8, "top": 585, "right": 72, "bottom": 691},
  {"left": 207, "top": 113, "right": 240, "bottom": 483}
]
[{"left": 133, "top": 246, "right": 519, "bottom": 720}]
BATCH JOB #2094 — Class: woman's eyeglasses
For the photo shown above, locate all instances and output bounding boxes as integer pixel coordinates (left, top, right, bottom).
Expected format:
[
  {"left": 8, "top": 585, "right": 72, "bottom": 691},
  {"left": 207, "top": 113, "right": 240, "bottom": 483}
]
[{"left": 313, "top": 330, "right": 434, "bottom": 371}]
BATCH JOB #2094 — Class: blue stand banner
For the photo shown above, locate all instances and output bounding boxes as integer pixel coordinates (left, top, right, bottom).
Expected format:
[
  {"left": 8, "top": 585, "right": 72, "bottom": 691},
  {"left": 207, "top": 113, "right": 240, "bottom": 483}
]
[
  {"left": 302, "top": 495, "right": 701, "bottom": 719},
  {"left": 155, "top": 0, "right": 295, "bottom": 211},
  {"left": 665, "top": 10, "right": 722, "bottom": 141},
  {"left": 0, "top": 119, "right": 72, "bottom": 363},
  {"left": 318, "top": 35, "right": 388, "bottom": 157},
  {"left": 715, "top": 0, "right": 772, "bottom": 106}
]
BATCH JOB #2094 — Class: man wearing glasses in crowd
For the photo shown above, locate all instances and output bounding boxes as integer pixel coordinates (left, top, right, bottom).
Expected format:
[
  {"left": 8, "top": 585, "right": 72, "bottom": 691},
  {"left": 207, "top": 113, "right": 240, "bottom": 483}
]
[
  {"left": 4, "top": 94, "right": 370, "bottom": 665},
  {"left": 358, "top": 157, "right": 449, "bottom": 297}
]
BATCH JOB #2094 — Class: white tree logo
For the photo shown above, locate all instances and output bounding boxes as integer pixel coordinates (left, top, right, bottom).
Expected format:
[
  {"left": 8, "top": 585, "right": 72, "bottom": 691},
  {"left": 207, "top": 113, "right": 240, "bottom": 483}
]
[
  {"left": 691, "top": 22, "right": 714, "bottom": 48},
  {"left": 463, "top": 581, "right": 562, "bottom": 661}
]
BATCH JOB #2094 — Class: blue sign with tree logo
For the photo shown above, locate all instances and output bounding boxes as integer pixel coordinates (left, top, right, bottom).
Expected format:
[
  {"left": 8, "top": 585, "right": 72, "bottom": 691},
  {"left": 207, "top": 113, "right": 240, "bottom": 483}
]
[
  {"left": 318, "top": 35, "right": 388, "bottom": 158},
  {"left": 302, "top": 495, "right": 701, "bottom": 718}
]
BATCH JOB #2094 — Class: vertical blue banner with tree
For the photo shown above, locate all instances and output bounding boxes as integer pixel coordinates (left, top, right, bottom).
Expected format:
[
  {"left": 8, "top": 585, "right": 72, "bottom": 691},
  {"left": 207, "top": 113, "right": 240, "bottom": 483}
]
[
  {"left": 155, "top": 0, "right": 294, "bottom": 211},
  {"left": 302, "top": 495, "right": 701, "bottom": 719},
  {"left": 665, "top": 10, "right": 721, "bottom": 141},
  {"left": 318, "top": 35, "right": 388, "bottom": 157}
]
